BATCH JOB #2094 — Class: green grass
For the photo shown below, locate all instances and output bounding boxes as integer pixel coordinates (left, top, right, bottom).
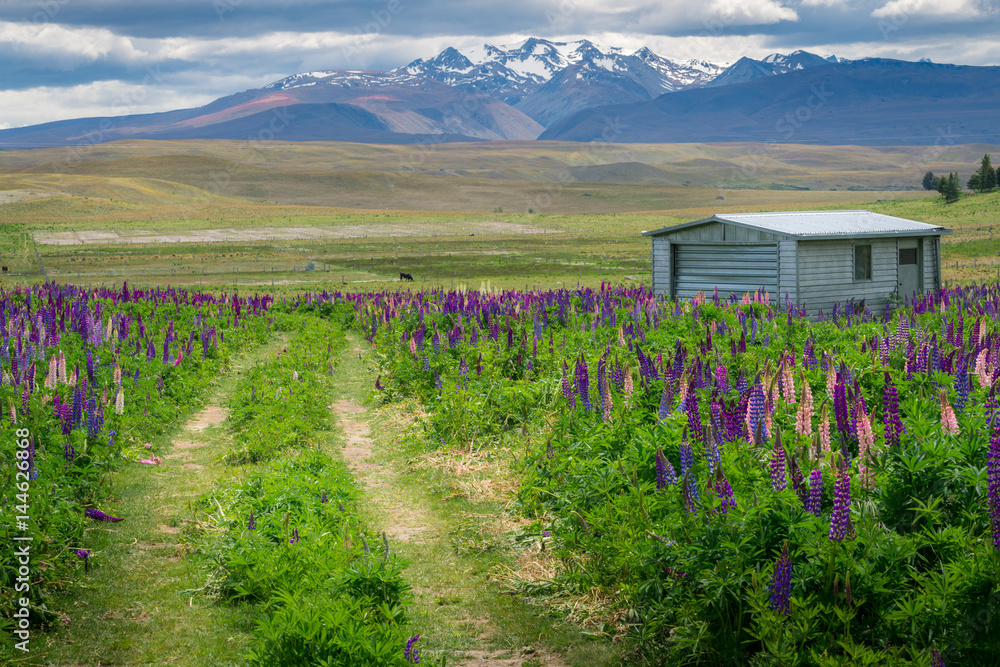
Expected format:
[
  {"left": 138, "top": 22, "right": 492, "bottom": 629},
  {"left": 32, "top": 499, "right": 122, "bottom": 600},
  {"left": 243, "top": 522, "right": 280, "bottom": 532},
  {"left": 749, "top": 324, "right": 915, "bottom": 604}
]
[
  {"left": 330, "top": 332, "right": 622, "bottom": 666},
  {"left": 34, "top": 336, "right": 290, "bottom": 666}
]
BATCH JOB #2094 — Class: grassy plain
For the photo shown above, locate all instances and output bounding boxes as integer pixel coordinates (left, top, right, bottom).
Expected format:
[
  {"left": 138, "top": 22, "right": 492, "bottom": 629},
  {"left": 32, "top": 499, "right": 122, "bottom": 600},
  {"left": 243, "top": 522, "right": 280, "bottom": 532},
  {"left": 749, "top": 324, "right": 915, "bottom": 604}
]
[{"left": 1, "top": 139, "right": 998, "bottom": 291}]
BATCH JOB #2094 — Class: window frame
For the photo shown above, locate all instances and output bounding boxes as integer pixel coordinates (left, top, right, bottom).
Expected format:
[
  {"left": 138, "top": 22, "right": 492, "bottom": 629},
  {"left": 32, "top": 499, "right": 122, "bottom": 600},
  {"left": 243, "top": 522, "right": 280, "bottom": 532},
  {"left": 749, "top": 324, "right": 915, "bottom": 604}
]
[{"left": 854, "top": 244, "right": 872, "bottom": 282}]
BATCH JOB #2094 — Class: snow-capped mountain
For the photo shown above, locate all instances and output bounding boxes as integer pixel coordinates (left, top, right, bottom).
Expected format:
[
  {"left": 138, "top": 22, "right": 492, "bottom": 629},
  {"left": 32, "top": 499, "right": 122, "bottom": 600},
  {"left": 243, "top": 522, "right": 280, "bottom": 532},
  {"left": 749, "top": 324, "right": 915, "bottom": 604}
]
[
  {"left": 706, "top": 50, "right": 837, "bottom": 87},
  {"left": 399, "top": 38, "right": 729, "bottom": 126}
]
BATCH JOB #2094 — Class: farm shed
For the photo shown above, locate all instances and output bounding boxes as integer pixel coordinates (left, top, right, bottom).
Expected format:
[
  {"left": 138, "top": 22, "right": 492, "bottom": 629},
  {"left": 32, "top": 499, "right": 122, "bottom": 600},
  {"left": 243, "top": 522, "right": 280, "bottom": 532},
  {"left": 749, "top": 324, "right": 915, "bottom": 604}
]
[{"left": 642, "top": 210, "right": 951, "bottom": 313}]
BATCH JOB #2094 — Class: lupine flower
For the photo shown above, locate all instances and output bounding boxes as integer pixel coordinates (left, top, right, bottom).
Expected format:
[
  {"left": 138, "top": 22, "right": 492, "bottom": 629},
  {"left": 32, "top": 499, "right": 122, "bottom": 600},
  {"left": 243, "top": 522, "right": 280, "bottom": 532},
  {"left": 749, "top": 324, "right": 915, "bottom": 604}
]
[
  {"left": 770, "top": 440, "right": 787, "bottom": 492},
  {"left": 796, "top": 379, "right": 813, "bottom": 437},
  {"left": 988, "top": 429, "right": 1000, "bottom": 550},
  {"left": 829, "top": 468, "right": 853, "bottom": 542},
  {"left": 856, "top": 408, "right": 875, "bottom": 489},
  {"left": 883, "top": 372, "right": 904, "bottom": 447},
  {"left": 658, "top": 381, "right": 672, "bottom": 420},
  {"left": 75, "top": 549, "right": 91, "bottom": 573},
  {"left": 806, "top": 468, "right": 823, "bottom": 516},
  {"left": 679, "top": 437, "right": 700, "bottom": 506},
  {"left": 655, "top": 445, "right": 678, "bottom": 489},
  {"left": 714, "top": 365, "right": 729, "bottom": 394},
  {"left": 769, "top": 541, "right": 793, "bottom": 616},
  {"left": 85, "top": 508, "right": 123, "bottom": 523},
  {"left": 746, "top": 382, "right": 767, "bottom": 444},
  {"left": 575, "top": 355, "right": 591, "bottom": 411},
  {"left": 64, "top": 441, "right": 75, "bottom": 464},
  {"left": 818, "top": 405, "right": 832, "bottom": 459},
  {"left": 955, "top": 356, "right": 971, "bottom": 412},
  {"left": 833, "top": 381, "right": 850, "bottom": 437},
  {"left": 404, "top": 634, "right": 421, "bottom": 664},
  {"left": 289, "top": 528, "right": 300, "bottom": 544},
  {"left": 685, "top": 389, "right": 705, "bottom": 444},
  {"left": 931, "top": 647, "right": 946, "bottom": 667},
  {"left": 711, "top": 466, "right": 736, "bottom": 514},
  {"left": 248, "top": 511, "right": 256, "bottom": 530},
  {"left": 940, "top": 390, "right": 960, "bottom": 436},
  {"left": 321, "top": 490, "right": 328, "bottom": 503}
]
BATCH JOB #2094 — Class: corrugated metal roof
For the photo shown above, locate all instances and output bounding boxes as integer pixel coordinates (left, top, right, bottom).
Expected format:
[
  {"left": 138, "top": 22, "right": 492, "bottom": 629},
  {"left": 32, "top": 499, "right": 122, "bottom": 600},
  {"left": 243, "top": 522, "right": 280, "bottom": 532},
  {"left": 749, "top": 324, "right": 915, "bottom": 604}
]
[{"left": 642, "top": 210, "right": 952, "bottom": 239}]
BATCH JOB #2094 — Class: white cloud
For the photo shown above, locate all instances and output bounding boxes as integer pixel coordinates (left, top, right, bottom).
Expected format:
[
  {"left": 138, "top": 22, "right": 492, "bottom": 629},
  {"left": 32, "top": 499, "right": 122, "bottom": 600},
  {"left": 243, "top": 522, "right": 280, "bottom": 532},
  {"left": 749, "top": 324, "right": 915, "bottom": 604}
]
[
  {"left": 704, "top": 0, "right": 799, "bottom": 25},
  {"left": 871, "top": 0, "right": 996, "bottom": 19}
]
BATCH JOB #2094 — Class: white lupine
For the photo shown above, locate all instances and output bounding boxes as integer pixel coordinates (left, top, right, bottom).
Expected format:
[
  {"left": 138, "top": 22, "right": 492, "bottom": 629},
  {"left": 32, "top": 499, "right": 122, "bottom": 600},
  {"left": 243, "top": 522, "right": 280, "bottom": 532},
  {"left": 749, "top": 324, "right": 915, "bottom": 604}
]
[{"left": 115, "top": 388, "right": 125, "bottom": 415}]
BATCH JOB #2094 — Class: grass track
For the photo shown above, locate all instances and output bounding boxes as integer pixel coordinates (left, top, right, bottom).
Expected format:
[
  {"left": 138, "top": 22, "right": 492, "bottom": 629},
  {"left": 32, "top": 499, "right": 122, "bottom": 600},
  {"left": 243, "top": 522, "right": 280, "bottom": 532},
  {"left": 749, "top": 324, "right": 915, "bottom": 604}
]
[
  {"left": 34, "top": 336, "right": 290, "bottom": 666},
  {"left": 328, "top": 332, "right": 621, "bottom": 667}
]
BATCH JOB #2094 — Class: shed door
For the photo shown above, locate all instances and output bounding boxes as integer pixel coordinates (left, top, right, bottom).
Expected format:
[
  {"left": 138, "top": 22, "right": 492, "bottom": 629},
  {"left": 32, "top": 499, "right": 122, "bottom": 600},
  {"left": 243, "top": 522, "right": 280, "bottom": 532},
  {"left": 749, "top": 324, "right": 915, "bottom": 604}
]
[
  {"left": 673, "top": 244, "right": 778, "bottom": 299},
  {"left": 897, "top": 239, "right": 921, "bottom": 298}
]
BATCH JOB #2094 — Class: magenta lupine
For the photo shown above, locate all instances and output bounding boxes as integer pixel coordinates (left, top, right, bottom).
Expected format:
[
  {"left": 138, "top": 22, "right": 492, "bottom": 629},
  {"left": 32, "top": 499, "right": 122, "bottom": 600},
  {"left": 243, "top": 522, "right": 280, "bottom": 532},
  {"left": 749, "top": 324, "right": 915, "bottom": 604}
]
[
  {"left": 988, "top": 430, "right": 1000, "bottom": 550},
  {"left": 85, "top": 508, "right": 123, "bottom": 523},
  {"left": 770, "top": 440, "right": 787, "bottom": 492},
  {"left": 655, "top": 446, "right": 678, "bottom": 489},
  {"left": 806, "top": 468, "right": 823, "bottom": 516},
  {"left": 829, "top": 468, "right": 853, "bottom": 542},
  {"left": 769, "top": 542, "right": 793, "bottom": 616}
]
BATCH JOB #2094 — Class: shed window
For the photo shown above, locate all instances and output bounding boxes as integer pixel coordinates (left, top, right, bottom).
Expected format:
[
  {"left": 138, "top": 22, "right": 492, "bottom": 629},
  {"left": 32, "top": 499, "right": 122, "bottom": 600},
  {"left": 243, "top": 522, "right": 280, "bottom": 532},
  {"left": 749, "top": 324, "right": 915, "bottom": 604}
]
[
  {"left": 899, "top": 248, "right": 918, "bottom": 265},
  {"left": 854, "top": 245, "right": 872, "bottom": 281}
]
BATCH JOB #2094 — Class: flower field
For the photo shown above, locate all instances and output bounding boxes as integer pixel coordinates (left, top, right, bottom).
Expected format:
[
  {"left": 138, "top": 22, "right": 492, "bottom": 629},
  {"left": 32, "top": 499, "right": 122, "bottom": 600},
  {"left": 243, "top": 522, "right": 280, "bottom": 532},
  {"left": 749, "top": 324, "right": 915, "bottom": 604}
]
[
  {"left": 4, "top": 279, "right": 1000, "bottom": 665},
  {"left": 360, "top": 284, "right": 1000, "bottom": 666}
]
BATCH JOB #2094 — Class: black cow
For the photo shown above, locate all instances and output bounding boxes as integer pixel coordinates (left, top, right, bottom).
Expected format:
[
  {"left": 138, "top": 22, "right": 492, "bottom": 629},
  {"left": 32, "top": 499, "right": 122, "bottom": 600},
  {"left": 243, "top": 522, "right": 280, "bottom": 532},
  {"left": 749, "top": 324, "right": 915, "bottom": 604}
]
[
  {"left": 399, "top": 272, "right": 414, "bottom": 281},
  {"left": 1, "top": 266, "right": 7, "bottom": 274}
]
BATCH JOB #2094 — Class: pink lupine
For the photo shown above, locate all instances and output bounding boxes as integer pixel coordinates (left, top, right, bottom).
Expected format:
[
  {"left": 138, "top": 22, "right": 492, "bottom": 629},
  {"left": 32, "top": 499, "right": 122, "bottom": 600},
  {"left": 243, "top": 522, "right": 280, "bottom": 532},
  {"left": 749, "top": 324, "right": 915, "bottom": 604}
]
[
  {"left": 826, "top": 364, "right": 837, "bottom": 398},
  {"left": 940, "top": 390, "right": 960, "bottom": 436},
  {"left": 782, "top": 365, "right": 796, "bottom": 404},
  {"left": 796, "top": 378, "right": 813, "bottom": 437},
  {"left": 856, "top": 408, "right": 875, "bottom": 489},
  {"left": 818, "top": 405, "right": 832, "bottom": 460}
]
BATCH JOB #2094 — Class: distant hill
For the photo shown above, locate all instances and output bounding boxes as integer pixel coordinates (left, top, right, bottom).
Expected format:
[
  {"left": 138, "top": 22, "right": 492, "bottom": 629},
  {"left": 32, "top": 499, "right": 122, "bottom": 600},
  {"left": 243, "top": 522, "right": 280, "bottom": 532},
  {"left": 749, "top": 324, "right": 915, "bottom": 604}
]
[
  {"left": 539, "top": 59, "right": 1000, "bottom": 145},
  {"left": 0, "top": 72, "right": 542, "bottom": 149}
]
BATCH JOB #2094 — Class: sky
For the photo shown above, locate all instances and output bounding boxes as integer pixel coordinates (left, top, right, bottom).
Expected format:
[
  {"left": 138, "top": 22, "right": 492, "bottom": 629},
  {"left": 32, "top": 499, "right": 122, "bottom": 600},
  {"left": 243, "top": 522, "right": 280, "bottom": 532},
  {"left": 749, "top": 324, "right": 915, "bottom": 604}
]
[{"left": 0, "top": 0, "right": 998, "bottom": 128}]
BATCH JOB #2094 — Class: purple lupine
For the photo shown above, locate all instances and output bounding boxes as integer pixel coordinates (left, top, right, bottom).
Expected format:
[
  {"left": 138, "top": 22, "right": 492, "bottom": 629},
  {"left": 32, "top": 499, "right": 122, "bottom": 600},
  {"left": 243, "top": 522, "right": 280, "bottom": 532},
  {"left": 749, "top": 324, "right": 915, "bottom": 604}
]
[
  {"left": 883, "top": 372, "right": 904, "bottom": 448},
  {"left": 321, "top": 490, "right": 328, "bottom": 503},
  {"left": 685, "top": 389, "right": 705, "bottom": 444},
  {"left": 576, "top": 355, "right": 591, "bottom": 412},
  {"left": 85, "top": 508, "right": 123, "bottom": 523},
  {"left": 806, "top": 468, "right": 823, "bottom": 517},
  {"left": 712, "top": 466, "right": 736, "bottom": 514},
  {"left": 769, "top": 542, "right": 792, "bottom": 616},
  {"left": 829, "top": 468, "right": 853, "bottom": 542},
  {"left": 714, "top": 365, "right": 729, "bottom": 394},
  {"left": 248, "top": 511, "right": 256, "bottom": 530},
  {"left": 679, "top": 437, "right": 700, "bottom": 504},
  {"left": 954, "top": 356, "right": 971, "bottom": 412},
  {"left": 658, "top": 381, "right": 672, "bottom": 420},
  {"left": 404, "top": 634, "right": 421, "bottom": 663},
  {"left": 655, "top": 446, "right": 678, "bottom": 489},
  {"left": 75, "top": 549, "right": 91, "bottom": 573},
  {"left": 988, "top": 430, "right": 1000, "bottom": 550},
  {"left": 289, "top": 528, "right": 300, "bottom": 544},
  {"left": 770, "top": 441, "right": 787, "bottom": 492},
  {"left": 64, "top": 441, "right": 75, "bottom": 464},
  {"left": 561, "top": 361, "right": 576, "bottom": 409},
  {"left": 833, "top": 380, "right": 850, "bottom": 437},
  {"left": 748, "top": 382, "right": 767, "bottom": 442},
  {"left": 930, "top": 648, "right": 945, "bottom": 667}
]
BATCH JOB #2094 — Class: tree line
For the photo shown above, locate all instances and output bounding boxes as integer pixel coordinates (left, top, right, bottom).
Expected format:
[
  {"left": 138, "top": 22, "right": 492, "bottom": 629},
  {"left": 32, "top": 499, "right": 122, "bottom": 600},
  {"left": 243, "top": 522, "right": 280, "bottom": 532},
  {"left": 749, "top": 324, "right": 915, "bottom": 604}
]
[{"left": 923, "top": 154, "right": 998, "bottom": 203}]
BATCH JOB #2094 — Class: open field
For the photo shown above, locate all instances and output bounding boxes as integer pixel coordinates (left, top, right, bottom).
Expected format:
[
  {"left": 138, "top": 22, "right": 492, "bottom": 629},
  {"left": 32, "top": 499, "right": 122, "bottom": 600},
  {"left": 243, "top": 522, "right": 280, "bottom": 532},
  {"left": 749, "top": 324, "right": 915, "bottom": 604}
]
[{"left": 1, "top": 139, "right": 999, "bottom": 291}]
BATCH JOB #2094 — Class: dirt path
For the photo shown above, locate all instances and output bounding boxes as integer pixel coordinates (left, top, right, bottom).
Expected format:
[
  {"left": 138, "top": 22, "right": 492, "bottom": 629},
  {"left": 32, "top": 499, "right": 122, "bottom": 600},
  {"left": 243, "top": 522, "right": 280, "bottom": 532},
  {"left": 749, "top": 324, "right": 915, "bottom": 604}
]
[
  {"left": 39, "top": 339, "right": 286, "bottom": 666},
  {"left": 331, "top": 336, "right": 572, "bottom": 667}
]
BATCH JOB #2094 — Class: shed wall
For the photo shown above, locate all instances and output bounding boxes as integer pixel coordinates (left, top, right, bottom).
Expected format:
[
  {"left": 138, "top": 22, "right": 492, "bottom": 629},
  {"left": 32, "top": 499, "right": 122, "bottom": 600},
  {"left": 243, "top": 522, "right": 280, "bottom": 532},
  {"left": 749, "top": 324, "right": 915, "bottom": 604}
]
[
  {"left": 923, "top": 237, "right": 939, "bottom": 289},
  {"left": 778, "top": 240, "right": 797, "bottom": 304},
  {"left": 651, "top": 237, "right": 671, "bottom": 296},
  {"left": 797, "top": 239, "right": 898, "bottom": 314}
]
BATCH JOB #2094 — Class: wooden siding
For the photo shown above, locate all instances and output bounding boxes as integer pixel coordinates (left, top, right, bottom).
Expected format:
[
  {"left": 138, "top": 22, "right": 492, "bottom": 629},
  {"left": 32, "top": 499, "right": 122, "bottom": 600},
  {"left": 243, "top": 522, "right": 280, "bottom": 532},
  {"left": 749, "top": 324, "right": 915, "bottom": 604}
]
[
  {"left": 662, "top": 222, "right": 781, "bottom": 243},
  {"left": 797, "top": 239, "right": 897, "bottom": 314},
  {"left": 923, "top": 237, "right": 939, "bottom": 289},
  {"left": 778, "top": 240, "right": 797, "bottom": 304},
  {"left": 652, "top": 237, "right": 671, "bottom": 296}
]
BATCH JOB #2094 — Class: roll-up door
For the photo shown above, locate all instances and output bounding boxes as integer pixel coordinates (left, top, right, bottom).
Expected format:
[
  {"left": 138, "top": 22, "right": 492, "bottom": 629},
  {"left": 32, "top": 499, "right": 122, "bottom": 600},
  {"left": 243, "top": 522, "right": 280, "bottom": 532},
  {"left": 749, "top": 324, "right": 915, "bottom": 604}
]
[{"left": 673, "top": 244, "right": 778, "bottom": 299}]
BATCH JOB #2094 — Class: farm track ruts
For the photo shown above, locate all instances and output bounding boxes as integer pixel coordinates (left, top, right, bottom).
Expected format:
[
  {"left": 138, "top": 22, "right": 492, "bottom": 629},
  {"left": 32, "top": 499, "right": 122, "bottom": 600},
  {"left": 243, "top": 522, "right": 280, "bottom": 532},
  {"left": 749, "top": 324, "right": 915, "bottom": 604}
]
[
  {"left": 331, "top": 335, "right": 570, "bottom": 667},
  {"left": 38, "top": 337, "right": 288, "bottom": 666}
]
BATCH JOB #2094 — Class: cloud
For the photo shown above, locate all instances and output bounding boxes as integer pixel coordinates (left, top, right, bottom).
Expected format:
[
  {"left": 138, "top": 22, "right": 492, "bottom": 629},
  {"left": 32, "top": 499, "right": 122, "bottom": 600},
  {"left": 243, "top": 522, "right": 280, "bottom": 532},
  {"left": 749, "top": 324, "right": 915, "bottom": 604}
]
[{"left": 871, "top": 0, "right": 998, "bottom": 19}]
